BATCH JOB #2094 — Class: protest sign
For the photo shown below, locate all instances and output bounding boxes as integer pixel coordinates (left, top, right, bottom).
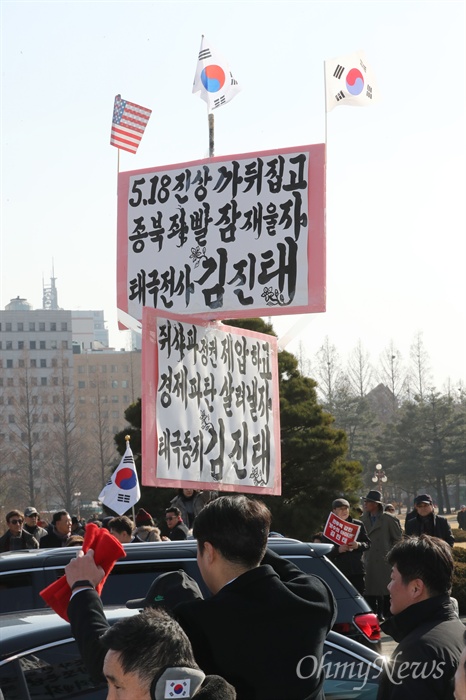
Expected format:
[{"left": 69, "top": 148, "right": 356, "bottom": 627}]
[
  {"left": 117, "top": 144, "right": 325, "bottom": 324},
  {"left": 141, "top": 308, "right": 281, "bottom": 494},
  {"left": 323, "top": 513, "right": 361, "bottom": 546}
]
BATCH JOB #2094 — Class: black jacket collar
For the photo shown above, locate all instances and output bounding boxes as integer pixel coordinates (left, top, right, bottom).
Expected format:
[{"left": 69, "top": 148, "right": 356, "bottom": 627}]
[{"left": 381, "top": 594, "right": 456, "bottom": 642}]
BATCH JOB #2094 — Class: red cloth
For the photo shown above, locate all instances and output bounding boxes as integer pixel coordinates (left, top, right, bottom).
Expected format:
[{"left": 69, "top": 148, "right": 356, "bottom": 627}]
[{"left": 40, "top": 523, "right": 126, "bottom": 621}]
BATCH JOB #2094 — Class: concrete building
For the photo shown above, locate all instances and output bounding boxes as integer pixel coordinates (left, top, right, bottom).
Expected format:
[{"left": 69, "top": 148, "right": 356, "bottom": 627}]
[{"left": 0, "top": 297, "right": 140, "bottom": 514}]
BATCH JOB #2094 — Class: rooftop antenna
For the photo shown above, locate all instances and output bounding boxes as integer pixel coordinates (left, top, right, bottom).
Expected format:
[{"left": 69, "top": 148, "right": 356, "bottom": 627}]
[{"left": 42, "top": 260, "right": 59, "bottom": 309}]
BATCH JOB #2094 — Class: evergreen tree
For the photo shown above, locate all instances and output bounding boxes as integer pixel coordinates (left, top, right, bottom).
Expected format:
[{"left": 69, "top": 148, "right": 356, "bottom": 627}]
[{"left": 113, "top": 319, "right": 362, "bottom": 538}]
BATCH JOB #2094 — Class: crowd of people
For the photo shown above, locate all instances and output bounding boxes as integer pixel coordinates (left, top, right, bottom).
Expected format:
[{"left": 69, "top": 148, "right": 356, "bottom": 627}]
[
  {"left": 0, "top": 488, "right": 216, "bottom": 553},
  {"left": 0, "top": 490, "right": 465, "bottom": 699}
]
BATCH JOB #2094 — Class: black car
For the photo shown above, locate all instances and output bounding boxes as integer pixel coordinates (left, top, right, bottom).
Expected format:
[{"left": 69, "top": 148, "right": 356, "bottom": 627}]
[
  {"left": 0, "top": 538, "right": 381, "bottom": 650},
  {"left": 0, "top": 606, "right": 383, "bottom": 700}
]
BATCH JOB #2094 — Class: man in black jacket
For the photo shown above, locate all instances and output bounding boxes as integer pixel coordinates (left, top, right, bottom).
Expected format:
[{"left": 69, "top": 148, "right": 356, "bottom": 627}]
[
  {"left": 176, "top": 496, "right": 336, "bottom": 700},
  {"left": 322, "top": 497, "right": 370, "bottom": 594},
  {"left": 66, "top": 496, "right": 336, "bottom": 700},
  {"left": 65, "top": 574, "right": 236, "bottom": 700},
  {"left": 0, "top": 510, "right": 39, "bottom": 552},
  {"left": 164, "top": 506, "right": 189, "bottom": 540},
  {"left": 377, "top": 535, "right": 465, "bottom": 700},
  {"left": 40, "top": 510, "right": 72, "bottom": 548},
  {"left": 404, "top": 494, "right": 454, "bottom": 546}
]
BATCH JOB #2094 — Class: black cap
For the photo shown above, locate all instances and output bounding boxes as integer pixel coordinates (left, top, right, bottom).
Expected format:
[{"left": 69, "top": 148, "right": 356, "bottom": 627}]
[
  {"left": 126, "top": 570, "right": 203, "bottom": 611},
  {"left": 414, "top": 494, "right": 433, "bottom": 505}
]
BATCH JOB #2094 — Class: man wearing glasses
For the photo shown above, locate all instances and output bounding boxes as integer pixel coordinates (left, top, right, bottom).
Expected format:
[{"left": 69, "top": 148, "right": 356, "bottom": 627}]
[
  {"left": 23, "top": 507, "right": 48, "bottom": 542},
  {"left": 164, "top": 506, "right": 189, "bottom": 541},
  {"left": 0, "top": 510, "right": 39, "bottom": 551}
]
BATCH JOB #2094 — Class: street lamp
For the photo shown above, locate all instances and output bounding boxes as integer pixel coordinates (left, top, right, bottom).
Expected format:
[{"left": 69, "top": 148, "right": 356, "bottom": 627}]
[{"left": 372, "top": 463, "right": 388, "bottom": 498}]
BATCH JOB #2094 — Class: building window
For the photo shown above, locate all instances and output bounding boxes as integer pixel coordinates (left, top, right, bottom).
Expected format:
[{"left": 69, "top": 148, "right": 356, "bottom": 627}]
[
  {"left": 41, "top": 377, "right": 47, "bottom": 386},
  {"left": 18, "top": 341, "right": 24, "bottom": 350},
  {"left": 7, "top": 378, "right": 14, "bottom": 386},
  {"left": 7, "top": 397, "right": 14, "bottom": 405},
  {"left": 79, "top": 397, "right": 85, "bottom": 403},
  {"left": 17, "top": 322, "right": 24, "bottom": 331},
  {"left": 78, "top": 381, "right": 86, "bottom": 389},
  {"left": 40, "top": 359, "right": 47, "bottom": 368},
  {"left": 50, "top": 322, "right": 56, "bottom": 331},
  {"left": 51, "top": 358, "right": 58, "bottom": 367},
  {"left": 19, "top": 359, "right": 25, "bottom": 368},
  {"left": 61, "top": 322, "right": 68, "bottom": 331},
  {"left": 6, "top": 359, "right": 13, "bottom": 368},
  {"left": 111, "top": 380, "right": 118, "bottom": 388},
  {"left": 30, "top": 341, "right": 36, "bottom": 350},
  {"left": 111, "top": 396, "right": 118, "bottom": 403},
  {"left": 62, "top": 340, "right": 68, "bottom": 349},
  {"left": 112, "top": 411, "right": 119, "bottom": 419},
  {"left": 51, "top": 341, "right": 57, "bottom": 350},
  {"left": 123, "top": 365, "right": 129, "bottom": 373},
  {"left": 29, "top": 322, "right": 35, "bottom": 331},
  {"left": 6, "top": 341, "right": 13, "bottom": 350},
  {"left": 39, "top": 322, "right": 46, "bottom": 331},
  {"left": 30, "top": 359, "right": 37, "bottom": 368},
  {"left": 78, "top": 365, "right": 85, "bottom": 374},
  {"left": 52, "top": 377, "right": 59, "bottom": 386},
  {"left": 53, "top": 414, "right": 60, "bottom": 423},
  {"left": 111, "top": 365, "right": 118, "bottom": 373},
  {"left": 101, "top": 365, "right": 107, "bottom": 373},
  {"left": 31, "top": 377, "right": 38, "bottom": 386},
  {"left": 0, "top": 378, "right": 3, "bottom": 387},
  {"left": 89, "top": 365, "right": 96, "bottom": 373},
  {"left": 121, "top": 380, "right": 129, "bottom": 388},
  {"left": 53, "top": 394, "right": 60, "bottom": 403},
  {"left": 8, "top": 415, "right": 15, "bottom": 423},
  {"left": 6, "top": 323, "right": 12, "bottom": 331},
  {"left": 40, "top": 341, "right": 46, "bottom": 350}
]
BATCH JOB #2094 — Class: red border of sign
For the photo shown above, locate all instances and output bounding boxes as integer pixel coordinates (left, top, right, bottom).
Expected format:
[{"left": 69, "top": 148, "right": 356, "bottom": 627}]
[
  {"left": 141, "top": 307, "right": 282, "bottom": 495},
  {"left": 117, "top": 144, "right": 326, "bottom": 326}
]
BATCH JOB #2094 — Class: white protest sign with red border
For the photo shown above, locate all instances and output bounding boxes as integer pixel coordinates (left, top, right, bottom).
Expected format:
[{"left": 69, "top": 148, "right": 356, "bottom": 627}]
[
  {"left": 117, "top": 144, "right": 325, "bottom": 325},
  {"left": 323, "top": 513, "right": 361, "bottom": 546},
  {"left": 141, "top": 308, "right": 281, "bottom": 495}
]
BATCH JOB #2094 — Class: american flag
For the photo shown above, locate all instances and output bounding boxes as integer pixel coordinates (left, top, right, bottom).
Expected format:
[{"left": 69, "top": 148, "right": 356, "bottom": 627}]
[{"left": 110, "top": 94, "right": 152, "bottom": 154}]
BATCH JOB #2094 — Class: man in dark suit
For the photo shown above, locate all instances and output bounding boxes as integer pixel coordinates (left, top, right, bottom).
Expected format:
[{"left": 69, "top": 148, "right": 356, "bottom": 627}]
[
  {"left": 175, "top": 496, "right": 336, "bottom": 700},
  {"left": 65, "top": 496, "right": 336, "bottom": 700}
]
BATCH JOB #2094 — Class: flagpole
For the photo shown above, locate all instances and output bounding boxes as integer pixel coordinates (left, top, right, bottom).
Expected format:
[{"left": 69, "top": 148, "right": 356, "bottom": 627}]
[
  {"left": 323, "top": 61, "right": 328, "bottom": 149},
  {"left": 208, "top": 113, "right": 214, "bottom": 157}
]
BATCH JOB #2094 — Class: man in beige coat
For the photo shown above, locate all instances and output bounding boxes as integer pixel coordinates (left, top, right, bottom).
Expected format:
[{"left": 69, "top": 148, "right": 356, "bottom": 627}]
[{"left": 361, "top": 490, "right": 402, "bottom": 620}]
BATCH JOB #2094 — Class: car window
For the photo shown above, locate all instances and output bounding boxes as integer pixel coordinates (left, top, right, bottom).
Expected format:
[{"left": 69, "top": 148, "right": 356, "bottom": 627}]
[
  {"left": 289, "top": 555, "right": 355, "bottom": 599},
  {"left": 0, "top": 573, "right": 38, "bottom": 613},
  {"left": 322, "top": 642, "right": 380, "bottom": 699},
  {"left": 101, "top": 559, "right": 211, "bottom": 605},
  {"left": 0, "top": 641, "right": 106, "bottom": 700}
]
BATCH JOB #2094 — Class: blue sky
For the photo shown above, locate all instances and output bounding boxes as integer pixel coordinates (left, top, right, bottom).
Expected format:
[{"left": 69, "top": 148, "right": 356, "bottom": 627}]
[{"left": 2, "top": 0, "right": 465, "bottom": 388}]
